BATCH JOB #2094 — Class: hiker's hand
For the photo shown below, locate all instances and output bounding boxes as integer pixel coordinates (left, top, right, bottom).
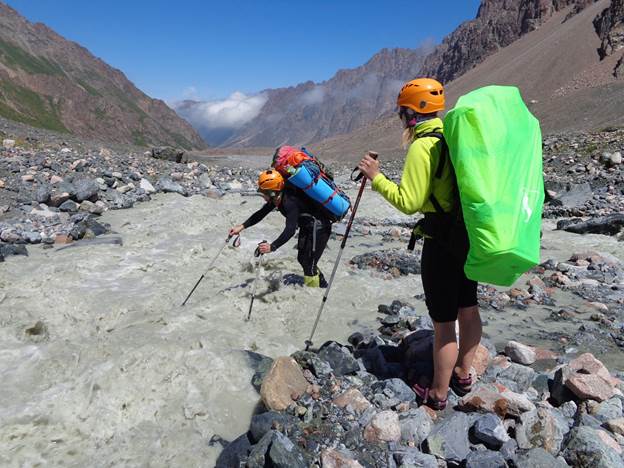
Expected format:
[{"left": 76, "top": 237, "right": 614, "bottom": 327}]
[
  {"left": 358, "top": 154, "right": 380, "bottom": 180},
  {"left": 229, "top": 224, "right": 244, "bottom": 236},
  {"left": 258, "top": 242, "right": 271, "bottom": 254}
]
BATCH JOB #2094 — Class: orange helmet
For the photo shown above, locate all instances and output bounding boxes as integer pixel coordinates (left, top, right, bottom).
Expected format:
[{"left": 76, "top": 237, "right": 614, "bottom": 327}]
[
  {"left": 397, "top": 78, "right": 445, "bottom": 114},
  {"left": 257, "top": 169, "right": 285, "bottom": 195}
]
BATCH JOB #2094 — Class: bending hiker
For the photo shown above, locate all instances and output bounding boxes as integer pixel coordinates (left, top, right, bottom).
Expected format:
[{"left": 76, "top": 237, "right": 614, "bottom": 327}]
[
  {"left": 229, "top": 168, "right": 333, "bottom": 287},
  {"left": 357, "top": 78, "right": 481, "bottom": 410}
]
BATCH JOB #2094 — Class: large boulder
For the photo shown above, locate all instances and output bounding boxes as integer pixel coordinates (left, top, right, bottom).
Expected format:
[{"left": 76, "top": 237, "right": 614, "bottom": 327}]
[
  {"left": 260, "top": 356, "right": 309, "bottom": 411},
  {"left": 151, "top": 146, "right": 184, "bottom": 163}
]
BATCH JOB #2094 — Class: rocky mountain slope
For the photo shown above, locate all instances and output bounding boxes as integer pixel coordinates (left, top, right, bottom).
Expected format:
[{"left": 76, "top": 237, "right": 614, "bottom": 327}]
[
  {"left": 200, "top": 0, "right": 607, "bottom": 149},
  {"left": 315, "top": 0, "right": 624, "bottom": 160},
  {"left": 0, "top": 2, "right": 206, "bottom": 150}
]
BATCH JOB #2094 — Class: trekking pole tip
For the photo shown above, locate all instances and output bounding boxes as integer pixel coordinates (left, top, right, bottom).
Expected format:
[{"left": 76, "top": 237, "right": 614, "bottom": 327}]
[{"left": 304, "top": 340, "right": 313, "bottom": 351}]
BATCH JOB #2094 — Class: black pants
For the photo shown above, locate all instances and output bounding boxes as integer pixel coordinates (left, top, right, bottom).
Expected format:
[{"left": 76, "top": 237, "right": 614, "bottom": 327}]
[{"left": 297, "top": 217, "right": 332, "bottom": 276}]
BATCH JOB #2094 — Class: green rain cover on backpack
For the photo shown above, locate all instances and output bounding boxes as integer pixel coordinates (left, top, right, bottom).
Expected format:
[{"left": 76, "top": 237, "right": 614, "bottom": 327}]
[{"left": 443, "top": 85, "right": 544, "bottom": 286}]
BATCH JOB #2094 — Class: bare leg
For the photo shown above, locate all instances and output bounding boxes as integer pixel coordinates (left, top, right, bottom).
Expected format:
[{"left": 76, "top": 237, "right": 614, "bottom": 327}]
[
  {"left": 454, "top": 305, "right": 482, "bottom": 378},
  {"left": 430, "top": 321, "right": 458, "bottom": 401}
]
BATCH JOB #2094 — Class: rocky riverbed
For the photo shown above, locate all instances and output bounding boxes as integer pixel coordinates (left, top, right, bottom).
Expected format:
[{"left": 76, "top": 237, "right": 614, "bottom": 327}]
[{"left": 1, "top": 121, "right": 624, "bottom": 466}]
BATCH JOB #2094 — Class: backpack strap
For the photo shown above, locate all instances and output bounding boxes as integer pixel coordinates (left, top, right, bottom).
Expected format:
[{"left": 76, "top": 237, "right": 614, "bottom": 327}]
[{"left": 416, "top": 130, "right": 449, "bottom": 214}]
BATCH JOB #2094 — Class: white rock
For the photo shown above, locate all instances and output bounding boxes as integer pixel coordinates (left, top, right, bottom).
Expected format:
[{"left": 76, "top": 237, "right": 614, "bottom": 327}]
[
  {"left": 611, "top": 152, "right": 622, "bottom": 165},
  {"left": 139, "top": 178, "right": 156, "bottom": 194},
  {"left": 60, "top": 148, "right": 72, "bottom": 154},
  {"left": 2, "top": 139, "right": 15, "bottom": 148},
  {"left": 505, "top": 341, "right": 537, "bottom": 365}
]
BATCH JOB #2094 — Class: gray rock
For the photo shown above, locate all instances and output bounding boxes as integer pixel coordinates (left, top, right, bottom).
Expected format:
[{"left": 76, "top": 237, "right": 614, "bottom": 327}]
[
  {"left": 74, "top": 178, "right": 99, "bottom": 202},
  {"left": 246, "top": 430, "right": 274, "bottom": 468},
  {"left": 199, "top": 173, "right": 213, "bottom": 188},
  {"left": 500, "top": 438, "right": 518, "bottom": 462},
  {"left": 465, "top": 450, "right": 506, "bottom": 468},
  {"left": 557, "top": 182, "right": 593, "bottom": 208},
  {"left": 291, "top": 350, "right": 333, "bottom": 378},
  {"left": 151, "top": 146, "right": 184, "bottom": 163},
  {"left": 516, "top": 406, "right": 569, "bottom": 455},
  {"left": 591, "top": 398, "right": 623, "bottom": 423},
  {"left": 157, "top": 177, "right": 187, "bottom": 196},
  {"left": 516, "top": 447, "right": 568, "bottom": 468},
  {"left": 372, "top": 378, "right": 416, "bottom": 403},
  {"left": 563, "top": 426, "right": 624, "bottom": 468},
  {"left": 426, "top": 412, "right": 470, "bottom": 463},
  {"left": 473, "top": 413, "right": 510, "bottom": 449},
  {"left": 250, "top": 411, "right": 298, "bottom": 444},
  {"left": 485, "top": 362, "right": 535, "bottom": 393},
  {"left": 35, "top": 185, "right": 51, "bottom": 203},
  {"left": 0, "top": 244, "right": 28, "bottom": 257},
  {"left": 215, "top": 433, "right": 251, "bottom": 468},
  {"left": 268, "top": 431, "right": 307, "bottom": 468},
  {"left": 59, "top": 200, "right": 79, "bottom": 212},
  {"left": 399, "top": 407, "right": 433, "bottom": 445},
  {"left": 393, "top": 448, "right": 437, "bottom": 467},
  {"left": 139, "top": 178, "right": 156, "bottom": 194},
  {"left": 505, "top": 341, "right": 537, "bottom": 365},
  {"left": 318, "top": 342, "right": 359, "bottom": 376},
  {"left": 22, "top": 231, "right": 41, "bottom": 244}
]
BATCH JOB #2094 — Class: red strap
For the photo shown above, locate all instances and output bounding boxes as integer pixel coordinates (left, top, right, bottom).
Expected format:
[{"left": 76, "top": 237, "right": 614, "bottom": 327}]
[{"left": 322, "top": 189, "right": 338, "bottom": 206}]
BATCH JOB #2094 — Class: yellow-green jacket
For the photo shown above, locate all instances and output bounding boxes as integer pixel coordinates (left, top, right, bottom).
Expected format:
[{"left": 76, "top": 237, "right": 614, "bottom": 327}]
[{"left": 372, "top": 117, "right": 454, "bottom": 214}]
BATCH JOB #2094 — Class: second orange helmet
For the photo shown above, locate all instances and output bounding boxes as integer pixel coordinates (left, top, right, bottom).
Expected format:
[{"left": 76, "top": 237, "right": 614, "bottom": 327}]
[{"left": 397, "top": 78, "right": 445, "bottom": 114}]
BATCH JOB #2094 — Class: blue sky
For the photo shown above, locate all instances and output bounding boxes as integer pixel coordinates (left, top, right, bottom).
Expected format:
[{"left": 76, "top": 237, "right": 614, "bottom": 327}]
[{"left": 6, "top": 0, "right": 481, "bottom": 102}]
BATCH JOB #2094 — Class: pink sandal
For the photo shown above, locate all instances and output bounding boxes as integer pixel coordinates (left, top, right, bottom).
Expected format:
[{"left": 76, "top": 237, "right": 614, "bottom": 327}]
[{"left": 411, "top": 382, "right": 448, "bottom": 411}]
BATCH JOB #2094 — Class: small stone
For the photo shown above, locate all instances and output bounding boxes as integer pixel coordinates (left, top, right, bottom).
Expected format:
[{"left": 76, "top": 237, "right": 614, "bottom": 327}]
[
  {"left": 505, "top": 341, "right": 537, "bottom": 365},
  {"left": 321, "top": 449, "right": 363, "bottom": 468},
  {"left": 2, "top": 138, "right": 15, "bottom": 148},
  {"left": 318, "top": 342, "right": 359, "bottom": 376},
  {"left": 23, "top": 231, "right": 41, "bottom": 244},
  {"left": 59, "top": 200, "right": 79, "bottom": 212},
  {"left": 459, "top": 384, "right": 535, "bottom": 417},
  {"left": 516, "top": 447, "right": 567, "bottom": 467},
  {"left": 50, "top": 175, "right": 63, "bottom": 184},
  {"left": 610, "top": 152, "right": 622, "bottom": 165},
  {"left": 49, "top": 191, "right": 70, "bottom": 207},
  {"left": 21, "top": 174, "right": 34, "bottom": 182},
  {"left": 516, "top": 406, "right": 569, "bottom": 455},
  {"left": 371, "top": 378, "right": 416, "bottom": 403},
  {"left": 69, "top": 158, "right": 87, "bottom": 170},
  {"left": 117, "top": 185, "right": 132, "bottom": 194},
  {"left": 465, "top": 450, "right": 507, "bottom": 468},
  {"left": 363, "top": 410, "right": 401, "bottom": 443},
  {"left": 0, "top": 179, "right": 4, "bottom": 188},
  {"left": 588, "top": 302, "right": 609, "bottom": 312},
  {"left": 54, "top": 234, "right": 72, "bottom": 245},
  {"left": 399, "top": 406, "right": 433, "bottom": 445},
  {"left": 333, "top": 388, "right": 371, "bottom": 414}
]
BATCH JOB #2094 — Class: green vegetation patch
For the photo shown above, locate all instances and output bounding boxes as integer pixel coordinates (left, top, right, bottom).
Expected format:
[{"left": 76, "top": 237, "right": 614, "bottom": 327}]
[
  {"left": 0, "top": 38, "right": 65, "bottom": 76},
  {"left": 0, "top": 80, "right": 69, "bottom": 133},
  {"left": 132, "top": 130, "right": 147, "bottom": 147}
]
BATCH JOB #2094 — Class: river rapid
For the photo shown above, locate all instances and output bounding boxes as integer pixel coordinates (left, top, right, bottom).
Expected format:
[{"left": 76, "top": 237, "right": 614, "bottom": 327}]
[{"left": 1, "top": 180, "right": 623, "bottom": 466}]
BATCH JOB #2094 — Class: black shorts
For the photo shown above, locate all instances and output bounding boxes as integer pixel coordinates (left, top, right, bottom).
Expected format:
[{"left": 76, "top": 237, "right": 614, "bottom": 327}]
[{"left": 421, "top": 237, "right": 478, "bottom": 323}]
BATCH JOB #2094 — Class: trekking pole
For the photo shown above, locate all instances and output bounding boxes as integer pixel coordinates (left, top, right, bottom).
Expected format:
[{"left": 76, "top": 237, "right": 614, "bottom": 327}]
[
  {"left": 305, "top": 151, "right": 378, "bottom": 350},
  {"left": 181, "top": 234, "right": 241, "bottom": 306},
  {"left": 246, "top": 241, "right": 266, "bottom": 321}
]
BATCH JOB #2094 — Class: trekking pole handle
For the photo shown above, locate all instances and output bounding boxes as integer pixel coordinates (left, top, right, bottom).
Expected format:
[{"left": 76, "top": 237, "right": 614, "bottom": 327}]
[
  {"left": 254, "top": 240, "right": 267, "bottom": 257},
  {"left": 351, "top": 151, "right": 379, "bottom": 182}
]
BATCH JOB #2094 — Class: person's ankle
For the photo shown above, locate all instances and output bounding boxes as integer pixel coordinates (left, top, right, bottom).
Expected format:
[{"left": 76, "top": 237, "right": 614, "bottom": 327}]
[
  {"left": 429, "top": 388, "right": 448, "bottom": 402},
  {"left": 454, "top": 366, "right": 471, "bottom": 379}
]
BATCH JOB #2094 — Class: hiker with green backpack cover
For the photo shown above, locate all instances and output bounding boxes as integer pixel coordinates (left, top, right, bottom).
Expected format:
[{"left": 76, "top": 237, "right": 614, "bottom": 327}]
[{"left": 358, "top": 78, "right": 543, "bottom": 410}]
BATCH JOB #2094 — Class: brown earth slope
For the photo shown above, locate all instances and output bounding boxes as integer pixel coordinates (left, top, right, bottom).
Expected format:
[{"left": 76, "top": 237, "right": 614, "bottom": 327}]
[
  {"left": 0, "top": 2, "right": 206, "bottom": 149},
  {"left": 314, "top": 0, "right": 624, "bottom": 161}
]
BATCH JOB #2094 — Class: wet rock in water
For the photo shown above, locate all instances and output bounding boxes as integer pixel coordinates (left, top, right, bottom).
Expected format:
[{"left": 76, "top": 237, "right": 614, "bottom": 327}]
[
  {"left": 215, "top": 433, "right": 251, "bottom": 468},
  {"left": 473, "top": 413, "right": 510, "bottom": 449},
  {"left": 392, "top": 448, "right": 437, "bottom": 467},
  {"left": 516, "top": 406, "right": 569, "bottom": 455},
  {"left": 363, "top": 410, "right": 401, "bottom": 443},
  {"left": 350, "top": 249, "right": 420, "bottom": 276},
  {"left": 157, "top": 176, "right": 187, "bottom": 196},
  {"left": 260, "top": 356, "right": 309, "bottom": 411},
  {"left": 563, "top": 426, "right": 624, "bottom": 467},
  {"left": 332, "top": 388, "right": 371, "bottom": 414},
  {"left": 465, "top": 449, "right": 507, "bottom": 468},
  {"left": 371, "top": 378, "right": 416, "bottom": 403},
  {"left": 505, "top": 340, "right": 537, "bottom": 365},
  {"left": 558, "top": 213, "right": 624, "bottom": 235},
  {"left": 321, "top": 449, "right": 363, "bottom": 468},
  {"left": 318, "top": 342, "right": 359, "bottom": 376},
  {"left": 425, "top": 412, "right": 471, "bottom": 463},
  {"left": 515, "top": 447, "right": 568, "bottom": 467},
  {"left": 399, "top": 406, "right": 433, "bottom": 446}
]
